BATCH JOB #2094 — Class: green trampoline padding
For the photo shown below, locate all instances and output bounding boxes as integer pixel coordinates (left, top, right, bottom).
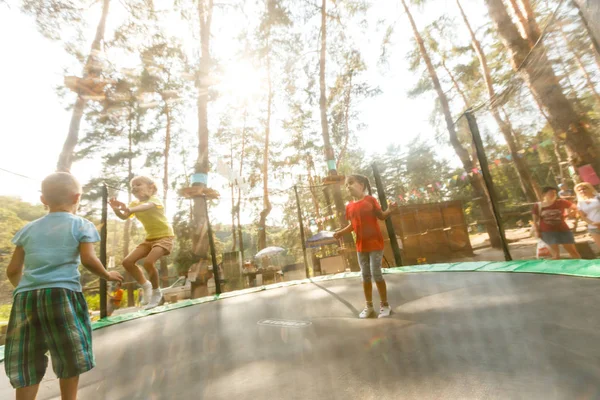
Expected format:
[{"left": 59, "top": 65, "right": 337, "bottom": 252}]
[{"left": 0, "top": 258, "right": 598, "bottom": 363}]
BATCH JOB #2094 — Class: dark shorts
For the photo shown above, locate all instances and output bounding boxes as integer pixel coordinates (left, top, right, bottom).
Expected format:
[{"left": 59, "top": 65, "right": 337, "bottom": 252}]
[
  {"left": 541, "top": 231, "right": 575, "bottom": 245},
  {"left": 4, "top": 288, "right": 95, "bottom": 388}
]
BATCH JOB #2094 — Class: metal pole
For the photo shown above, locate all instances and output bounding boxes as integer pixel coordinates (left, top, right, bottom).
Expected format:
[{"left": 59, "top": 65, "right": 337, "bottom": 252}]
[
  {"left": 465, "top": 110, "right": 512, "bottom": 261},
  {"left": 371, "top": 164, "right": 403, "bottom": 266},
  {"left": 203, "top": 196, "right": 221, "bottom": 295},
  {"left": 294, "top": 185, "right": 310, "bottom": 278},
  {"left": 100, "top": 184, "right": 108, "bottom": 319}
]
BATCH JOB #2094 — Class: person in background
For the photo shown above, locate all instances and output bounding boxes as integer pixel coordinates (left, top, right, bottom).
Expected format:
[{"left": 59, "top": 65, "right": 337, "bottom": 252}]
[
  {"left": 532, "top": 186, "right": 581, "bottom": 259},
  {"left": 575, "top": 182, "right": 600, "bottom": 250},
  {"left": 107, "top": 280, "right": 124, "bottom": 316},
  {"left": 558, "top": 183, "right": 575, "bottom": 200}
]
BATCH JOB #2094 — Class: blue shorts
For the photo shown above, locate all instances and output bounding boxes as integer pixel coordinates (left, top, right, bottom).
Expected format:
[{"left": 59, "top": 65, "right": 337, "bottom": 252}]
[
  {"left": 357, "top": 251, "right": 385, "bottom": 283},
  {"left": 541, "top": 231, "right": 575, "bottom": 245}
]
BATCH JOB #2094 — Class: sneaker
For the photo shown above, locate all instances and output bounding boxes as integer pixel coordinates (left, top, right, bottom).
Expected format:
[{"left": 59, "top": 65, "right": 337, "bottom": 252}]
[
  {"left": 378, "top": 305, "right": 392, "bottom": 318},
  {"left": 144, "top": 290, "right": 164, "bottom": 310},
  {"left": 359, "top": 306, "right": 376, "bottom": 319},
  {"left": 140, "top": 282, "right": 152, "bottom": 306}
]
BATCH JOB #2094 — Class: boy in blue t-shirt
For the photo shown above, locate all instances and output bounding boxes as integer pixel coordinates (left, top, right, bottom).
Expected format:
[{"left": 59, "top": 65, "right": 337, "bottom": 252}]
[{"left": 4, "top": 172, "right": 123, "bottom": 399}]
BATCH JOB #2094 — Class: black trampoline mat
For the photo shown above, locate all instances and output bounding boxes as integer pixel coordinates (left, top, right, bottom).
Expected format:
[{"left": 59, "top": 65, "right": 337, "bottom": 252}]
[{"left": 2, "top": 271, "right": 600, "bottom": 400}]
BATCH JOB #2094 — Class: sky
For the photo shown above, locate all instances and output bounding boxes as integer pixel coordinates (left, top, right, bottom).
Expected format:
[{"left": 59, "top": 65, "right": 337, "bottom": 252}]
[{"left": 0, "top": 0, "right": 491, "bottom": 223}]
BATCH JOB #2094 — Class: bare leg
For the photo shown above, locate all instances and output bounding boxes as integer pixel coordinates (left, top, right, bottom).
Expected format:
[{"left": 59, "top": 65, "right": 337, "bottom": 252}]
[
  {"left": 362, "top": 281, "right": 373, "bottom": 304},
  {"left": 143, "top": 247, "right": 168, "bottom": 290},
  {"left": 590, "top": 233, "right": 600, "bottom": 252},
  {"left": 375, "top": 280, "right": 388, "bottom": 305},
  {"left": 16, "top": 384, "right": 40, "bottom": 400},
  {"left": 549, "top": 244, "right": 560, "bottom": 259},
  {"left": 562, "top": 243, "right": 581, "bottom": 259},
  {"left": 122, "top": 246, "right": 151, "bottom": 285},
  {"left": 59, "top": 376, "right": 79, "bottom": 400}
]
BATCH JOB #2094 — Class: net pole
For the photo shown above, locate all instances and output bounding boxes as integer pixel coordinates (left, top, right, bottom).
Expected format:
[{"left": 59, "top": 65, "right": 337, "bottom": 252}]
[
  {"left": 204, "top": 196, "right": 221, "bottom": 295},
  {"left": 372, "top": 164, "right": 403, "bottom": 266},
  {"left": 465, "top": 110, "right": 512, "bottom": 261},
  {"left": 100, "top": 184, "right": 108, "bottom": 319},
  {"left": 294, "top": 185, "right": 310, "bottom": 278}
]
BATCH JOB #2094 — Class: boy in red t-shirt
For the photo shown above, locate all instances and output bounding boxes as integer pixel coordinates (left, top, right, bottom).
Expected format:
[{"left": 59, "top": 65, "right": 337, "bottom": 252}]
[
  {"left": 532, "top": 186, "right": 580, "bottom": 259},
  {"left": 334, "top": 175, "right": 397, "bottom": 318}
]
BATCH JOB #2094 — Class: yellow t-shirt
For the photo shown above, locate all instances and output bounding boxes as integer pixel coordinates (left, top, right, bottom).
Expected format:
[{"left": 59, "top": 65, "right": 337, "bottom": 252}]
[{"left": 129, "top": 195, "right": 174, "bottom": 240}]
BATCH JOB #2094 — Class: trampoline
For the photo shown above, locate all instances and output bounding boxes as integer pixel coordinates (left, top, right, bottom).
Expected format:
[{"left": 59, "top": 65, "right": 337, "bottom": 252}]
[{"left": 2, "top": 260, "right": 600, "bottom": 399}]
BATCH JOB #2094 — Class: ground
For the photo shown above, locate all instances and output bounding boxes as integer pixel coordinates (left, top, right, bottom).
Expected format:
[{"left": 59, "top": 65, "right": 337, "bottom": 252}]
[{"left": 463, "top": 224, "right": 599, "bottom": 262}]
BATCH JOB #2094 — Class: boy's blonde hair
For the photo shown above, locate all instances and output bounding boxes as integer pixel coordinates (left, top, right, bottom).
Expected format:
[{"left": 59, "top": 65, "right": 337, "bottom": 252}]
[
  {"left": 41, "top": 172, "right": 82, "bottom": 206},
  {"left": 130, "top": 176, "right": 158, "bottom": 195},
  {"left": 575, "top": 182, "right": 598, "bottom": 201}
]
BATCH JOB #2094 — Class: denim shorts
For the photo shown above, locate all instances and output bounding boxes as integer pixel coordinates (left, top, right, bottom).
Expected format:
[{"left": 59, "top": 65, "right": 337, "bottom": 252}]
[
  {"left": 541, "top": 231, "right": 575, "bottom": 245},
  {"left": 357, "top": 250, "right": 385, "bottom": 283}
]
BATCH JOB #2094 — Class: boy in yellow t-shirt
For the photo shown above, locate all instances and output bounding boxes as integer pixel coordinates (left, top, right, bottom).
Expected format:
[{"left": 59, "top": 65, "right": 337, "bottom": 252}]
[{"left": 109, "top": 176, "right": 174, "bottom": 310}]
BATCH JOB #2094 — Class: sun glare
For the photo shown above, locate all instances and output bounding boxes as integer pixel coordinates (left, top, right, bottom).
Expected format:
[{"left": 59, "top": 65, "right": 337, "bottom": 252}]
[{"left": 220, "top": 61, "right": 264, "bottom": 103}]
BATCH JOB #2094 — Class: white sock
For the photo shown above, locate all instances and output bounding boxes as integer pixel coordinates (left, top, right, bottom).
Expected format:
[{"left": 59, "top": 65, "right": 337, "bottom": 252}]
[
  {"left": 142, "top": 281, "right": 152, "bottom": 289},
  {"left": 152, "top": 289, "right": 161, "bottom": 295}
]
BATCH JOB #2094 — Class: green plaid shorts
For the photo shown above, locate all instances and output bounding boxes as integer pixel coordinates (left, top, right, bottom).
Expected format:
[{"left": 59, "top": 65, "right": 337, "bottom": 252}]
[{"left": 4, "top": 288, "right": 95, "bottom": 388}]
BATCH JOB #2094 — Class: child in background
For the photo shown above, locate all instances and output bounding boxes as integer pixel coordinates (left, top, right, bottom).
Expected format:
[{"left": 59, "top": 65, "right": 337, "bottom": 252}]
[
  {"left": 109, "top": 176, "right": 174, "bottom": 310},
  {"left": 5, "top": 172, "right": 123, "bottom": 400},
  {"left": 107, "top": 280, "right": 124, "bottom": 316},
  {"left": 334, "top": 174, "right": 398, "bottom": 318}
]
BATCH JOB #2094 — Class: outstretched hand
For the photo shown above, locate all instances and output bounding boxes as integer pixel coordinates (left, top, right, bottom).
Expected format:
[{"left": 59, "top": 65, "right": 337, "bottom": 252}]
[
  {"left": 109, "top": 198, "right": 126, "bottom": 210},
  {"left": 107, "top": 271, "right": 124, "bottom": 283},
  {"left": 109, "top": 198, "right": 130, "bottom": 216},
  {"left": 388, "top": 201, "right": 398, "bottom": 211}
]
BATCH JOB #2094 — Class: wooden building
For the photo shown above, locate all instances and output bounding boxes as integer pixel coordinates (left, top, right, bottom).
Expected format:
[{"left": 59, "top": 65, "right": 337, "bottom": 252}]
[{"left": 380, "top": 200, "right": 473, "bottom": 265}]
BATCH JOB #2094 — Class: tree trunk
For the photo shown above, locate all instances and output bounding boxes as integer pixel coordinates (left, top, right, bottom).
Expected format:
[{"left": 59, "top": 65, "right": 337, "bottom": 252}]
[
  {"left": 57, "top": 0, "right": 110, "bottom": 172},
  {"left": 441, "top": 60, "right": 469, "bottom": 108},
  {"left": 516, "top": 0, "right": 541, "bottom": 43},
  {"left": 192, "top": 0, "right": 213, "bottom": 260},
  {"left": 258, "top": 20, "right": 273, "bottom": 252},
  {"left": 230, "top": 142, "right": 237, "bottom": 252},
  {"left": 485, "top": 0, "right": 600, "bottom": 176},
  {"left": 319, "top": 0, "right": 347, "bottom": 229},
  {"left": 457, "top": 0, "right": 540, "bottom": 201},
  {"left": 236, "top": 110, "right": 247, "bottom": 261},
  {"left": 159, "top": 103, "right": 171, "bottom": 288},
  {"left": 507, "top": 0, "right": 531, "bottom": 42},
  {"left": 402, "top": 0, "right": 502, "bottom": 248},
  {"left": 336, "top": 73, "right": 353, "bottom": 170},
  {"left": 559, "top": 25, "right": 600, "bottom": 106},
  {"left": 572, "top": 0, "right": 600, "bottom": 61},
  {"left": 124, "top": 109, "right": 135, "bottom": 305}
]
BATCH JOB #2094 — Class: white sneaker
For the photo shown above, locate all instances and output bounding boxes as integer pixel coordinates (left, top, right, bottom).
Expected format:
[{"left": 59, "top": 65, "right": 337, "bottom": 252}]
[
  {"left": 140, "top": 282, "right": 152, "bottom": 306},
  {"left": 144, "top": 290, "right": 164, "bottom": 310},
  {"left": 378, "top": 305, "right": 392, "bottom": 318},
  {"left": 359, "top": 307, "right": 376, "bottom": 319}
]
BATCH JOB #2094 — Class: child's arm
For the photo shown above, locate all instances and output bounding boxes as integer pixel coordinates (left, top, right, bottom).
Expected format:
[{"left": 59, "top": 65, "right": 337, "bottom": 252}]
[
  {"left": 80, "top": 243, "right": 124, "bottom": 282},
  {"left": 109, "top": 198, "right": 131, "bottom": 220},
  {"left": 578, "top": 209, "right": 600, "bottom": 227},
  {"left": 334, "top": 224, "right": 353, "bottom": 239},
  {"left": 129, "top": 203, "right": 156, "bottom": 213},
  {"left": 374, "top": 201, "right": 398, "bottom": 220},
  {"left": 6, "top": 246, "right": 25, "bottom": 287}
]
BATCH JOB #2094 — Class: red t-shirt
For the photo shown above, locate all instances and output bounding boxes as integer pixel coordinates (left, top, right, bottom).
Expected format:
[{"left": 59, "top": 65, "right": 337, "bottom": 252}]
[
  {"left": 532, "top": 199, "right": 572, "bottom": 232},
  {"left": 345, "top": 195, "right": 384, "bottom": 252}
]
